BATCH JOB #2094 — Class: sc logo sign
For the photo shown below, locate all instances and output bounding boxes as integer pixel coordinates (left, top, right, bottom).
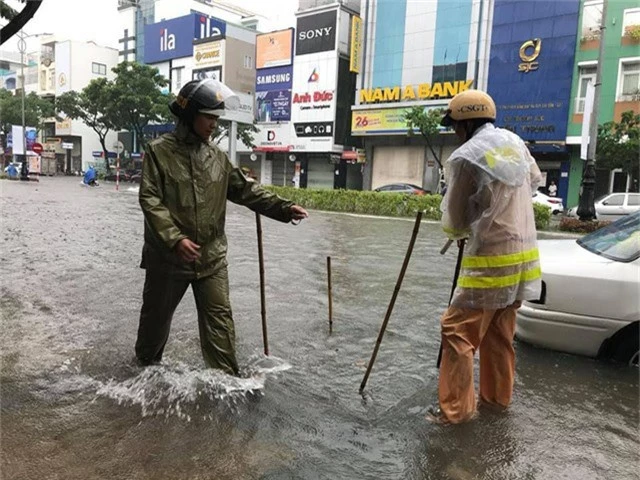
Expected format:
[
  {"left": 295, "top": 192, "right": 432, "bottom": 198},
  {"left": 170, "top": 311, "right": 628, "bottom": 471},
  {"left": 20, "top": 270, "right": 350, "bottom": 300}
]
[{"left": 267, "top": 130, "right": 276, "bottom": 141}]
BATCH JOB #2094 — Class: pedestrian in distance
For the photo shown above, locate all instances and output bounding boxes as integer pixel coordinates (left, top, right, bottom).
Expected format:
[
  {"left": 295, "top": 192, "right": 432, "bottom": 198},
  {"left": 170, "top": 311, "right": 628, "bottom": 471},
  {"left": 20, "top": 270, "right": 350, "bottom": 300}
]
[
  {"left": 6, "top": 163, "right": 18, "bottom": 179},
  {"left": 135, "top": 79, "right": 308, "bottom": 376},
  {"left": 548, "top": 180, "right": 557, "bottom": 197},
  {"left": 83, "top": 165, "right": 98, "bottom": 186},
  {"left": 429, "top": 90, "right": 543, "bottom": 424}
]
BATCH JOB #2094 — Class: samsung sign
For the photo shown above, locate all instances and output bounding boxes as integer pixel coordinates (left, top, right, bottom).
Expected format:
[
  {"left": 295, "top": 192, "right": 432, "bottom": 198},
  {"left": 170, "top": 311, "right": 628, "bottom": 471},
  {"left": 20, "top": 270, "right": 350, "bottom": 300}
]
[
  {"left": 487, "top": 0, "right": 580, "bottom": 142},
  {"left": 295, "top": 10, "right": 337, "bottom": 56},
  {"left": 256, "top": 66, "right": 293, "bottom": 91},
  {"left": 144, "top": 13, "right": 227, "bottom": 64}
]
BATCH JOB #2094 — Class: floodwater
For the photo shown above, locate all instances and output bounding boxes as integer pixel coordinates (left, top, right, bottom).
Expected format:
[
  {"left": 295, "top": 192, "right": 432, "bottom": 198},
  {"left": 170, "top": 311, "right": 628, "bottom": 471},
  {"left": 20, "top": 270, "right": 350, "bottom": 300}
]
[{"left": 1, "top": 177, "right": 638, "bottom": 480}]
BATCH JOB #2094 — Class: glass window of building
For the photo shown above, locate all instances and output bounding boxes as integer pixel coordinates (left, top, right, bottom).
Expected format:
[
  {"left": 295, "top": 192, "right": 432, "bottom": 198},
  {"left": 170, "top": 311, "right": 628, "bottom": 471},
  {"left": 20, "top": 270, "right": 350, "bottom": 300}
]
[
  {"left": 581, "top": 0, "right": 603, "bottom": 40},
  {"left": 92, "top": 62, "right": 107, "bottom": 75},
  {"left": 622, "top": 8, "right": 640, "bottom": 37},
  {"left": 619, "top": 60, "right": 640, "bottom": 100},
  {"left": 576, "top": 65, "right": 597, "bottom": 113}
]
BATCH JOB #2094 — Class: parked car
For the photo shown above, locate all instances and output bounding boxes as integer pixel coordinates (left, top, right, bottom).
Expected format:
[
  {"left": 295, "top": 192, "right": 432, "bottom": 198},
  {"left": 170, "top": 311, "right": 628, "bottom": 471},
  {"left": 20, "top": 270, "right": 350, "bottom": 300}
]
[
  {"left": 567, "top": 192, "right": 640, "bottom": 221},
  {"left": 516, "top": 211, "right": 640, "bottom": 365},
  {"left": 104, "top": 171, "right": 131, "bottom": 182},
  {"left": 532, "top": 190, "right": 564, "bottom": 215},
  {"left": 374, "top": 183, "right": 430, "bottom": 195}
]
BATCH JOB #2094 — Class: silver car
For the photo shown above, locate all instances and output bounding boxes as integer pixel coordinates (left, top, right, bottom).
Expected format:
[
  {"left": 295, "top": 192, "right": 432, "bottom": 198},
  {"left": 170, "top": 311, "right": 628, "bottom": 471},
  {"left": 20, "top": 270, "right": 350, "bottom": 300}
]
[{"left": 568, "top": 192, "right": 640, "bottom": 220}]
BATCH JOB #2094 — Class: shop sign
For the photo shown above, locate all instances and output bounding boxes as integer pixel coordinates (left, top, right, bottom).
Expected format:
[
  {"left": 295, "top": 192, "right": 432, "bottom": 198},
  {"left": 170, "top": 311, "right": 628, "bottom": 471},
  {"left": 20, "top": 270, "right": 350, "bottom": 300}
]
[
  {"left": 349, "top": 15, "right": 363, "bottom": 73},
  {"left": 359, "top": 80, "right": 474, "bottom": 104},
  {"left": 351, "top": 106, "right": 445, "bottom": 136},
  {"left": 256, "top": 29, "right": 293, "bottom": 69},
  {"left": 487, "top": 0, "right": 580, "bottom": 142},
  {"left": 193, "top": 40, "right": 223, "bottom": 68},
  {"left": 296, "top": 10, "right": 337, "bottom": 56}
]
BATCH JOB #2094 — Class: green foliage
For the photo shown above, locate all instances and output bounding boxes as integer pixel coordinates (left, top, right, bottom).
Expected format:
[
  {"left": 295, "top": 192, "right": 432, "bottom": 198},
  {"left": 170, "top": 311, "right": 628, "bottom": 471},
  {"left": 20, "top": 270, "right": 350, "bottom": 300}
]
[
  {"left": 596, "top": 110, "right": 640, "bottom": 190},
  {"left": 403, "top": 106, "right": 443, "bottom": 138},
  {"left": 215, "top": 120, "right": 259, "bottom": 148},
  {"left": 559, "top": 217, "right": 611, "bottom": 233},
  {"left": 57, "top": 78, "right": 118, "bottom": 171},
  {"left": 624, "top": 24, "right": 640, "bottom": 41},
  {"left": 110, "top": 62, "right": 173, "bottom": 150},
  {"left": 0, "top": 88, "right": 57, "bottom": 134},
  {"left": 265, "top": 186, "right": 444, "bottom": 220},
  {"left": 267, "top": 186, "right": 553, "bottom": 230},
  {"left": 532, "top": 203, "right": 551, "bottom": 230}
]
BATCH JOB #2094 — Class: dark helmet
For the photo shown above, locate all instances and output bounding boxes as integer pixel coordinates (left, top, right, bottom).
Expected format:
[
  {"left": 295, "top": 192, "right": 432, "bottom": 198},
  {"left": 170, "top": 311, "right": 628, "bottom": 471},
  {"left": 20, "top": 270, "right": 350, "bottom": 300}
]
[{"left": 169, "top": 79, "right": 240, "bottom": 122}]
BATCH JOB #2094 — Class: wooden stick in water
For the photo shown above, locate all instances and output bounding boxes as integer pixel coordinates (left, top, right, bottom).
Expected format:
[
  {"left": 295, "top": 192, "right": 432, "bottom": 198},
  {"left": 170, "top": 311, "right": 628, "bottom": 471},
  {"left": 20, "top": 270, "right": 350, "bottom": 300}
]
[
  {"left": 256, "top": 212, "right": 269, "bottom": 356},
  {"left": 360, "top": 211, "right": 423, "bottom": 393},
  {"left": 327, "top": 256, "right": 333, "bottom": 334}
]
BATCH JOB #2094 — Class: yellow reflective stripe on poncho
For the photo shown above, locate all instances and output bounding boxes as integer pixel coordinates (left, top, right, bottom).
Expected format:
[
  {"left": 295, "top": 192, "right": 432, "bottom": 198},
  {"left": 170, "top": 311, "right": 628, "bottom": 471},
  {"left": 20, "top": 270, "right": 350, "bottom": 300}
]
[
  {"left": 443, "top": 227, "right": 471, "bottom": 237},
  {"left": 458, "top": 266, "right": 542, "bottom": 289},
  {"left": 461, "top": 248, "right": 540, "bottom": 269}
]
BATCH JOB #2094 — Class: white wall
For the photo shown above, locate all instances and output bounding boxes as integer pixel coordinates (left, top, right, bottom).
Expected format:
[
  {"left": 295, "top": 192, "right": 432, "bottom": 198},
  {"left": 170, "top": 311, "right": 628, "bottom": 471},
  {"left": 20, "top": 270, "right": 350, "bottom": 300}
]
[
  {"left": 70, "top": 42, "right": 119, "bottom": 92},
  {"left": 71, "top": 119, "right": 118, "bottom": 171}
]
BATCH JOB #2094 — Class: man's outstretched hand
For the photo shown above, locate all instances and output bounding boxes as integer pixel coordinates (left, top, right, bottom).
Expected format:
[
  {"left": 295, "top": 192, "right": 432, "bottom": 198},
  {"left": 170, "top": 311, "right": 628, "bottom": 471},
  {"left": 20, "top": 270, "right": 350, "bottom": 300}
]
[
  {"left": 176, "top": 238, "right": 201, "bottom": 263},
  {"left": 291, "top": 205, "right": 308, "bottom": 221}
]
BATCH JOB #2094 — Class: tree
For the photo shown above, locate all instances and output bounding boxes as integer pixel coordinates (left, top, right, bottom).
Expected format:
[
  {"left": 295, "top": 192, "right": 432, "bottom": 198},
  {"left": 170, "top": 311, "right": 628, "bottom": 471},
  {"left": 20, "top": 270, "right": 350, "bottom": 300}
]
[
  {"left": 214, "top": 120, "right": 259, "bottom": 149},
  {"left": 404, "top": 106, "right": 445, "bottom": 168},
  {"left": 403, "top": 106, "right": 446, "bottom": 192},
  {"left": 110, "top": 62, "right": 172, "bottom": 152},
  {"left": 596, "top": 110, "right": 640, "bottom": 192},
  {"left": 57, "top": 78, "right": 118, "bottom": 172},
  {"left": 0, "top": 88, "right": 56, "bottom": 136},
  {"left": 0, "top": 0, "right": 43, "bottom": 46}
]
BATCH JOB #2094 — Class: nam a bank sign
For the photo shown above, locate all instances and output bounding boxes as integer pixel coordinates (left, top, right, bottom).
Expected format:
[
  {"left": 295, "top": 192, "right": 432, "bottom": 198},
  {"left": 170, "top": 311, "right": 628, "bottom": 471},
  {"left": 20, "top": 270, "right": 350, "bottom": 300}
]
[{"left": 359, "top": 79, "right": 474, "bottom": 104}]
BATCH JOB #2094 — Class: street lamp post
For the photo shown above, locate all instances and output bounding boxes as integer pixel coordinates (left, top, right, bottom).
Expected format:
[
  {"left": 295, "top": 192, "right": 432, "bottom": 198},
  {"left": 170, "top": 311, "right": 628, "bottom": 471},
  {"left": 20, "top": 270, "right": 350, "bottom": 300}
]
[
  {"left": 577, "top": 0, "right": 608, "bottom": 221},
  {"left": 18, "top": 30, "right": 28, "bottom": 180}
]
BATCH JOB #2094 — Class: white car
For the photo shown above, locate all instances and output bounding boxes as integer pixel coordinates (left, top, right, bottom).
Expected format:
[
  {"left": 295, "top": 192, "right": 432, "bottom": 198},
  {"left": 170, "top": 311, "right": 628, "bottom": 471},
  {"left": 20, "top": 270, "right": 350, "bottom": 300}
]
[
  {"left": 567, "top": 192, "right": 640, "bottom": 221},
  {"left": 516, "top": 211, "right": 639, "bottom": 365},
  {"left": 532, "top": 190, "right": 564, "bottom": 215}
]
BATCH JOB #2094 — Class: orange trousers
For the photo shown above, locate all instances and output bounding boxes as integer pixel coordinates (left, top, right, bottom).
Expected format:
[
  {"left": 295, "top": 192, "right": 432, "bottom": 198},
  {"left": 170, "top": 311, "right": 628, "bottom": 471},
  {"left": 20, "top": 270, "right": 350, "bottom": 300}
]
[{"left": 438, "top": 302, "right": 520, "bottom": 423}]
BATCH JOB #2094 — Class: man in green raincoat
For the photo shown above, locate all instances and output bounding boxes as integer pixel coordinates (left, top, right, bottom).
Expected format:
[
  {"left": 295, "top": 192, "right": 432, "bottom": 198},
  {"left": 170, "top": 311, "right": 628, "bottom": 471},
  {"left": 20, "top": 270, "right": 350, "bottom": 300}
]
[{"left": 135, "top": 79, "right": 308, "bottom": 376}]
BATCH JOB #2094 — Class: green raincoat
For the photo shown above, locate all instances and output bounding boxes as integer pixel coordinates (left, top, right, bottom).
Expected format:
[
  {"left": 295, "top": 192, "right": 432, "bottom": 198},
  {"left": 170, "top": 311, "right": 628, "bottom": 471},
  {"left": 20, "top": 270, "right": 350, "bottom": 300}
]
[
  {"left": 135, "top": 123, "right": 294, "bottom": 375},
  {"left": 139, "top": 124, "right": 294, "bottom": 277}
]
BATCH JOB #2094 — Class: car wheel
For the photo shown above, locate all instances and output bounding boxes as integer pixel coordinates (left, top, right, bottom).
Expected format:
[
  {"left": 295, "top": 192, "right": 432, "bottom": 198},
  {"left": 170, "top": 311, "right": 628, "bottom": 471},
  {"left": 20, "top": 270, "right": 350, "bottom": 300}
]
[
  {"left": 612, "top": 324, "right": 639, "bottom": 366},
  {"left": 598, "top": 322, "right": 639, "bottom": 366}
]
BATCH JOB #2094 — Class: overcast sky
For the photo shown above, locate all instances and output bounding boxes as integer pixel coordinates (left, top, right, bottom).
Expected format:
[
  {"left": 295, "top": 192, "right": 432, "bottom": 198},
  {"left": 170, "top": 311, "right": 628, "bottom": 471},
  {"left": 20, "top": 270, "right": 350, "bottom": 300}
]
[{"left": 1, "top": 0, "right": 297, "bottom": 53}]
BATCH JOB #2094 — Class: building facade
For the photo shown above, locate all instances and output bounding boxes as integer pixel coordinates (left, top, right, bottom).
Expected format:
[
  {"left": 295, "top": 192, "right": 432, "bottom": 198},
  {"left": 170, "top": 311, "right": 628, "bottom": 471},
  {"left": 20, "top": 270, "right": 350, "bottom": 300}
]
[
  {"left": 565, "top": 0, "right": 640, "bottom": 206},
  {"left": 487, "top": 0, "right": 581, "bottom": 206},
  {"left": 251, "top": 2, "right": 362, "bottom": 190},
  {"left": 1, "top": 37, "right": 119, "bottom": 173},
  {"left": 352, "top": 0, "right": 493, "bottom": 193}
]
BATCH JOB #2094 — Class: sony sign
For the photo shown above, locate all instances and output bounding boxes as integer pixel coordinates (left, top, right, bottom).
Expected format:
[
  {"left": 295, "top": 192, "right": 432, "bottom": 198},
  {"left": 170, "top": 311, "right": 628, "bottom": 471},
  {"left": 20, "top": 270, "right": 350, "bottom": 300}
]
[{"left": 295, "top": 10, "right": 337, "bottom": 56}]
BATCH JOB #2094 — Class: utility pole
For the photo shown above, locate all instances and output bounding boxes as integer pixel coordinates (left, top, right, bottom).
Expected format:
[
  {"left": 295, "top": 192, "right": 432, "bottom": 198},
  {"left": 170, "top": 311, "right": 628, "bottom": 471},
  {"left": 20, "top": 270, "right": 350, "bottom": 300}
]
[
  {"left": 18, "top": 30, "right": 27, "bottom": 180},
  {"left": 228, "top": 120, "right": 238, "bottom": 167},
  {"left": 577, "top": 0, "right": 607, "bottom": 221}
]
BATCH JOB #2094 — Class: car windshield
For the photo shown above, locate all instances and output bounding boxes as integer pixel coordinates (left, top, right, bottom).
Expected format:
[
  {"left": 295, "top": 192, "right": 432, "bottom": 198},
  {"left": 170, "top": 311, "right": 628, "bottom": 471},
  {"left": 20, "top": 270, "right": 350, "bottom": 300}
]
[{"left": 577, "top": 212, "right": 640, "bottom": 262}]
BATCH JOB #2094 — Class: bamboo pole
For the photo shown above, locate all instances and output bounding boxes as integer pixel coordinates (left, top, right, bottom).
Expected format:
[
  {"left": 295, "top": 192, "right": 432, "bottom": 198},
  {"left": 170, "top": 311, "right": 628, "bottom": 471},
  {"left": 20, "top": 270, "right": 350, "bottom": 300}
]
[
  {"left": 360, "top": 211, "right": 423, "bottom": 392},
  {"left": 327, "top": 256, "right": 333, "bottom": 334},
  {"left": 256, "top": 212, "right": 269, "bottom": 356},
  {"left": 436, "top": 238, "right": 466, "bottom": 368}
]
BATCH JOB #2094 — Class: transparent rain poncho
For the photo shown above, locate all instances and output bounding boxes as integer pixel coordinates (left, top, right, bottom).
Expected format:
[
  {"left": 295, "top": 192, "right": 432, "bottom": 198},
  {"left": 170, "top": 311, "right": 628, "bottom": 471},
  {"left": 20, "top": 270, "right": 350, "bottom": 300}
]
[{"left": 441, "top": 123, "right": 543, "bottom": 309}]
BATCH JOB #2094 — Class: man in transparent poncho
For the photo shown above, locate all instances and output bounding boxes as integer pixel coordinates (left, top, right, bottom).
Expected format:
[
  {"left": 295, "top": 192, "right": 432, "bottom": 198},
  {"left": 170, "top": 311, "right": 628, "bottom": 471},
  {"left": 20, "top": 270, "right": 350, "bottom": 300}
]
[{"left": 429, "top": 90, "right": 543, "bottom": 424}]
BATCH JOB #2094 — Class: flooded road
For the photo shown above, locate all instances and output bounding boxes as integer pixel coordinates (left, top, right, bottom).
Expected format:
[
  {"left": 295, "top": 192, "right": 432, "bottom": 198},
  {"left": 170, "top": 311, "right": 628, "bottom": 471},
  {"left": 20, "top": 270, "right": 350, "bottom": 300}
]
[{"left": 1, "top": 177, "right": 638, "bottom": 480}]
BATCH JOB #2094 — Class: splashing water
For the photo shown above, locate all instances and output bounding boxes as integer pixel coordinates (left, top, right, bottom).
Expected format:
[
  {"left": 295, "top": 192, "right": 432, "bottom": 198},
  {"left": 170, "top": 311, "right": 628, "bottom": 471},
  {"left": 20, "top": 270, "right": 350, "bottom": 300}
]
[{"left": 93, "top": 355, "right": 292, "bottom": 420}]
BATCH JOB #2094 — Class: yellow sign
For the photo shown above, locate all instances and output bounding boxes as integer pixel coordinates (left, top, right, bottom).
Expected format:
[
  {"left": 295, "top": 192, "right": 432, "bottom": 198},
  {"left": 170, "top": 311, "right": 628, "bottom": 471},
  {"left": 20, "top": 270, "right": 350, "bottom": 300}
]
[
  {"left": 349, "top": 15, "right": 363, "bottom": 73},
  {"left": 55, "top": 118, "right": 72, "bottom": 135},
  {"left": 193, "top": 40, "right": 223, "bottom": 68},
  {"left": 359, "top": 79, "right": 474, "bottom": 104},
  {"left": 351, "top": 106, "right": 443, "bottom": 135},
  {"left": 518, "top": 38, "right": 541, "bottom": 73}
]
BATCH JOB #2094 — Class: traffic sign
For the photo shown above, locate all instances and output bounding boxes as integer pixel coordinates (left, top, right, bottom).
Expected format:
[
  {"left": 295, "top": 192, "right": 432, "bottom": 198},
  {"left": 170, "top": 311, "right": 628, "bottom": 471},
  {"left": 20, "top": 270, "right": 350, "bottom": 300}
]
[
  {"left": 32, "top": 143, "right": 43, "bottom": 154},
  {"left": 113, "top": 141, "right": 124, "bottom": 154}
]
